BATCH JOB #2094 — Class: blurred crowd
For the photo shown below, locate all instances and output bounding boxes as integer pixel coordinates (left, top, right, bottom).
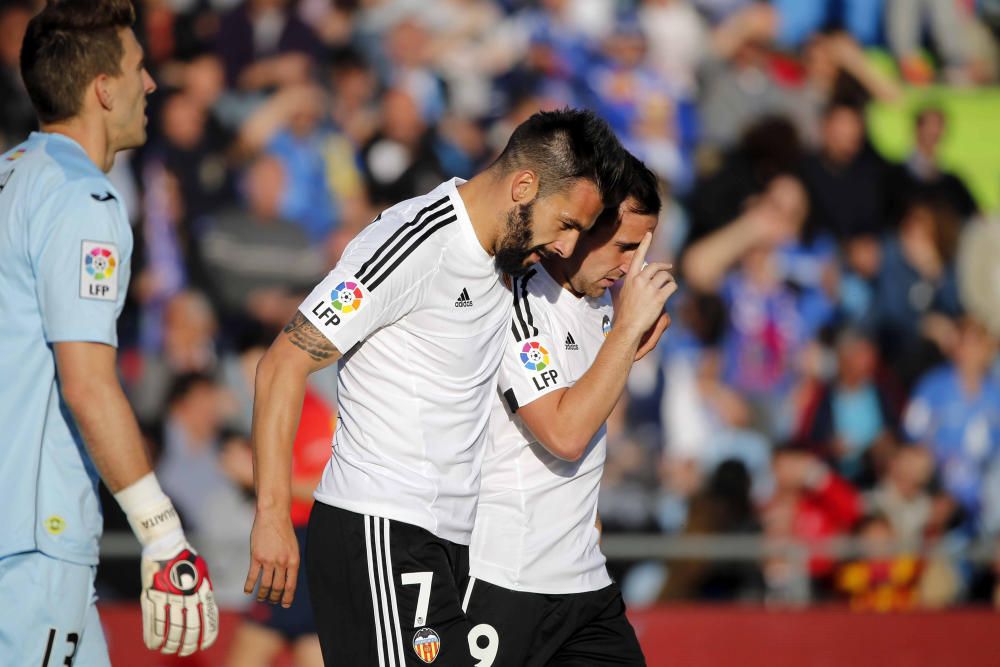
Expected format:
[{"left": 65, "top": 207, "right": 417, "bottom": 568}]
[{"left": 3, "top": 0, "right": 1000, "bottom": 612}]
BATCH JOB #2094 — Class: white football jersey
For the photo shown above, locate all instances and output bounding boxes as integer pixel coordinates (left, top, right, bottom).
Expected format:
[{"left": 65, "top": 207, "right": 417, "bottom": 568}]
[
  {"left": 300, "top": 179, "right": 510, "bottom": 545},
  {"left": 470, "top": 264, "right": 615, "bottom": 593}
]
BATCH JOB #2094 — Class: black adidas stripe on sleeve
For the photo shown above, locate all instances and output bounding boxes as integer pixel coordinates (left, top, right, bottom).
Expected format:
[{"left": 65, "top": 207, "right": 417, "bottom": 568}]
[
  {"left": 511, "top": 270, "right": 539, "bottom": 342},
  {"left": 354, "top": 196, "right": 457, "bottom": 292}
]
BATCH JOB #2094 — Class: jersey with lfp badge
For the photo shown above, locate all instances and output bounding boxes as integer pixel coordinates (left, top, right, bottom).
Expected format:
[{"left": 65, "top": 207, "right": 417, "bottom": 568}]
[
  {"left": 0, "top": 132, "right": 132, "bottom": 565},
  {"left": 470, "top": 264, "right": 614, "bottom": 594},
  {"left": 300, "top": 178, "right": 510, "bottom": 545}
]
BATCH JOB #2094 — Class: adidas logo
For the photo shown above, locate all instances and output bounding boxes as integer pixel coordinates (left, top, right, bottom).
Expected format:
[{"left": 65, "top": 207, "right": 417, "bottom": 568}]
[
  {"left": 455, "top": 287, "right": 473, "bottom": 308},
  {"left": 565, "top": 332, "right": 579, "bottom": 350}
]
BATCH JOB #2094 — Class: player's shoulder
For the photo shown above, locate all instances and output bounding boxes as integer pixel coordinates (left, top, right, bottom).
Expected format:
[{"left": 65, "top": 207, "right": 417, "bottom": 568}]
[
  {"left": 370, "top": 182, "right": 461, "bottom": 244},
  {"left": 341, "top": 181, "right": 464, "bottom": 286},
  {"left": 4, "top": 133, "right": 116, "bottom": 208}
]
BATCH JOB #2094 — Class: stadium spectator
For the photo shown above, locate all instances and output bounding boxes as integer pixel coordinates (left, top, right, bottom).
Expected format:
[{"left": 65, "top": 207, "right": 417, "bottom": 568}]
[
  {"left": 215, "top": 0, "right": 321, "bottom": 93},
  {"left": 683, "top": 175, "right": 835, "bottom": 438},
  {"left": 199, "top": 155, "right": 326, "bottom": 328},
  {"left": 864, "top": 445, "right": 935, "bottom": 545},
  {"left": 659, "top": 460, "right": 766, "bottom": 601},
  {"left": 129, "top": 290, "right": 220, "bottom": 422},
  {"left": 885, "top": 0, "right": 973, "bottom": 84},
  {"left": 358, "top": 86, "right": 462, "bottom": 207},
  {"left": 886, "top": 106, "right": 980, "bottom": 223},
  {"left": 903, "top": 317, "right": 1000, "bottom": 534},
  {"left": 835, "top": 514, "right": 922, "bottom": 611},
  {"left": 795, "top": 327, "right": 903, "bottom": 486},
  {"left": 763, "top": 447, "right": 862, "bottom": 590},
  {"left": 0, "top": 1, "right": 35, "bottom": 151},
  {"left": 800, "top": 101, "right": 892, "bottom": 241},
  {"left": 872, "top": 197, "right": 963, "bottom": 385}
]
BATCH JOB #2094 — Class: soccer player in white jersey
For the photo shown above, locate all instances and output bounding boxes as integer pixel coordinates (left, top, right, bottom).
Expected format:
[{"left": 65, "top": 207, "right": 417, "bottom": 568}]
[
  {"left": 245, "top": 109, "right": 629, "bottom": 666},
  {"left": 0, "top": 2, "right": 219, "bottom": 663},
  {"left": 463, "top": 156, "right": 674, "bottom": 666}
]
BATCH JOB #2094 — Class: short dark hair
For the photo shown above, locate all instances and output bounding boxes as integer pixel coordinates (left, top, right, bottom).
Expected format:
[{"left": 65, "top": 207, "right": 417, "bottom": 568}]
[
  {"left": 166, "top": 372, "right": 216, "bottom": 408},
  {"left": 20, "top": 0, "right": 136, "bottom": 124},
  {"left": 593, "top": 153, "right": 661, "bottom": 228},
  {"left": 493, "top": 108, "right": 627, "bottom": 209},
  {"left": 622, "top": 153, "right": 661, "bottom": 217}
]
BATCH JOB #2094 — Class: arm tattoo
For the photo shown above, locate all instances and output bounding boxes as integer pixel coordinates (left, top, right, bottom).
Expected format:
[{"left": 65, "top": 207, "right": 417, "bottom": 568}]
[{"left": 283, "top": 311, "right": 338, "bottom": 362}]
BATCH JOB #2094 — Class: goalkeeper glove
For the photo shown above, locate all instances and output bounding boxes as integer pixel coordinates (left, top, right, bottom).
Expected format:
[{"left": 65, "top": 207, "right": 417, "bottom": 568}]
[{"left": 115, "top": 473, "right": 220, "bottom": 656}]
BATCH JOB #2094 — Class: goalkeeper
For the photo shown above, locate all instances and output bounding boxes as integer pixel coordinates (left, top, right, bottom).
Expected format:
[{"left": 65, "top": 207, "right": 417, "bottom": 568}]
[{"left": 0, "top": 1, "right": 218, "bottom": 663}]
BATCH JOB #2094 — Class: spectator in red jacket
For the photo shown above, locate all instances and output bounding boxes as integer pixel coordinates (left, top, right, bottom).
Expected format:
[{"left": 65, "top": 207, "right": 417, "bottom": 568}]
[{"left": 764, "top": 447, "right": 862, "bottom": 596}]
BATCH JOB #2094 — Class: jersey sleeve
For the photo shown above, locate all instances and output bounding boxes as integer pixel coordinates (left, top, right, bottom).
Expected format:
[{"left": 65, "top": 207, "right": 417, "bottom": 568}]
[
  {"left": 298, "top": 210, "right": 447, "bottom": 352},
  {"left": 32, "top": 180, "right": 131, "bottom": 346},
  {"left": 498, "top": 273, "right": 565, "bottom": 412}
]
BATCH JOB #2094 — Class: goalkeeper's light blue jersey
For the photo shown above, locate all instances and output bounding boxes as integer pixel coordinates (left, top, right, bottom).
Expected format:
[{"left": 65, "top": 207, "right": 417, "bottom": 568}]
[{"left": 0, "top": 132, "right": 132, "bottom": 565}]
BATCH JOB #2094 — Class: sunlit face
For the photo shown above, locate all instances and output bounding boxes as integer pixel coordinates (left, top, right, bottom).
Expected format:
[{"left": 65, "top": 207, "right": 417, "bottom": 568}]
[
  {"left": 107, "top": 28, "right": 156, "bottom": 151},
  {"left": 553, "top": 197, "right": 657, "bottom": 298},
  {"left": 495, "top": 178, "right": 605, "bottom": 275}
]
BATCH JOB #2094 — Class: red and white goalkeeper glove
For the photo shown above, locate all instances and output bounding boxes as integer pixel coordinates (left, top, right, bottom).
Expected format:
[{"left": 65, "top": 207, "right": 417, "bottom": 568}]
[{"left": 115, "top": 473, "right": 220, "bottom": 656}]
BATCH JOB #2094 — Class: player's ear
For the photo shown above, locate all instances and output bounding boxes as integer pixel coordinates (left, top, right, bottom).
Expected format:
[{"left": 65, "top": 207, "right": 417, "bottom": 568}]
[
  {"left": 94, "top": 73, "right": 115, "bottom": 112},
  {"left": 510, "top": 169, "right": 539, "bottom": 205}
]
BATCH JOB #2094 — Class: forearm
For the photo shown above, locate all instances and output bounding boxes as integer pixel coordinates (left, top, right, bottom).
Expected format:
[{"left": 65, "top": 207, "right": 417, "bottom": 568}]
[
  {"left": 251, "top": 353, "right": 309, "bottom": 513},
  {"left": 526, "top": 325, "right": 641, "bottom": 460},
  {"left": 682, "top": 215, "right": 758, "bottom": 292},
  {"left": 59, "top": 357, "right": 151, "bottom": 492},
  {"left": 555, "top": 329, "right": 638, "bottom": 442}
]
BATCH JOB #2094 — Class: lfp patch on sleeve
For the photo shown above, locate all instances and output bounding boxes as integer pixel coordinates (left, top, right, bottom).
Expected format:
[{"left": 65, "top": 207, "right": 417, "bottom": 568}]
[{"left": 80, "top": 240, "right": 119, "bottom": 301}]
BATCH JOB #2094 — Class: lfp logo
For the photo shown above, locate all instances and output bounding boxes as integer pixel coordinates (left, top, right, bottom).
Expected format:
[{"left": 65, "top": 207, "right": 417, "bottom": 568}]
[
  {"left": 602, "top": 314, "right": 612, "bottom": 338},
  {"left": 312, "top": 280, "right": 366, "bottom": 327},
  {"left": 85, "top": 246, "right": 116, "bottom": 280},
  {"left": 331, "top": 281, "right": 364, "bottom": 313},
  {"left": 522, "top": 340, "right": 559, "bottom": 390},
  {"left": 520, "top": 341, "right": 549, "bottom": 371}
]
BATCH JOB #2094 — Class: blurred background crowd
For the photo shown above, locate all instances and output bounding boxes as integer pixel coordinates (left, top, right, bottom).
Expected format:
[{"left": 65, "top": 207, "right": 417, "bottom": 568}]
[{"left": 3, "top": 0, "right": 1000, "bottom": 616}]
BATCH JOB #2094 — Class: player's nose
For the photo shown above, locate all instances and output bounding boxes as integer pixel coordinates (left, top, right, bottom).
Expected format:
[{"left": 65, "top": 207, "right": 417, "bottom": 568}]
[{"left": 551, "top": 232, "right": 580, "bottom": 259}]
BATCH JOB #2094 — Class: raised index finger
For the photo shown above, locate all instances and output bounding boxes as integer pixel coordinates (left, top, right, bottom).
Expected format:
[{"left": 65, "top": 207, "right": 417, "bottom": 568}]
[{"left": 629, "top": 232, "right": 653, "bottom": 276}]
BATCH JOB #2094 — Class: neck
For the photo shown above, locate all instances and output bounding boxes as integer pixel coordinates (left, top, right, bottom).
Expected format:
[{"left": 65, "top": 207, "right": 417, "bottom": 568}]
[
  {"left": 42, "top": 116, "right": 114, "bottom": 173},
  {"left": 456, "top": 170, "right": 507, "bottom": 256}
]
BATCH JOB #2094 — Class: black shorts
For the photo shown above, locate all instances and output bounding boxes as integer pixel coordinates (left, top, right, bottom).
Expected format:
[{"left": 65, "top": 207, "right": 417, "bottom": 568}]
[
  {"left": 463, "top": 577, "right": 646, "bottom": 667},
  {"left": 245, "top": 524, "right": 317, "bottom": 641},
  {"left": 306, "top": 502, "right": 474, "bottom": 666}
]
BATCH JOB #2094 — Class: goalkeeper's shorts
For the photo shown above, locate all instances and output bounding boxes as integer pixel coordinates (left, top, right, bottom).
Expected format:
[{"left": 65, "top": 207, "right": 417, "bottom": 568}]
[{"left": 0, "top": 550, "right": 109, "bottom": 666}]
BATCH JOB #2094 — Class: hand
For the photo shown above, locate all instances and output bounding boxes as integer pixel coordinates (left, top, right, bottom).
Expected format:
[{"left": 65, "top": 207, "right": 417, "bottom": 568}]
[
  {"left": 244, "top": 508, "right": 300, "bottom": 608},
  {"left": 140, "top": 542, "right": 219, "bottom": 656},
  {"left": 615, "top": 232, "right": 677, "bottom": 341},
  {"left": 634, "top": 312, "right": 671, "bottom": 361}
]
